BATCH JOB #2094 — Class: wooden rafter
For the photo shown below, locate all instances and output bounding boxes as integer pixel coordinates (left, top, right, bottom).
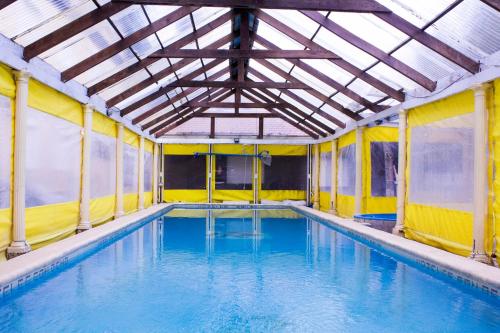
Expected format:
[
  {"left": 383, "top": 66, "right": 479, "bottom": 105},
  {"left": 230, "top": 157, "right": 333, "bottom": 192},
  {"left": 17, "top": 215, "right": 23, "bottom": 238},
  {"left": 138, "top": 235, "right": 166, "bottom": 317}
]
[
  {"left": 480, "top": 0, "right": 500, "bottom": 12},
  {"left": 255, "top": 10, "right": 405, "bottom": 102},
  {"left": 133, "top": 68, "right": 230, "bottom": 125},
  {"left": 242, "top": 89, "right": 331, "bottom": 135},
  {"left": 23, "top": 2, "right": 131, "bottom": 60},
  {"left": 149, "top": 49, "right": 342, "bottom": 59},
  {"left": 302, "top": 10, "right": 436, "bottom": 91},
  {"left": 61, "top": 6, "right": 198, "bottom": 81},
  {"left": 111, "top": 0, "right": 391, "bottom": 12},
  {"left": 242, "top": 89, "right": 335, "bottom": 134},
  {"left": 159, "top": 80, "right": 309, "bottom": 89},
  {"left": 0, "top": 1, "right": 16, "bottom": 11},
  {"left": 87, "top": 14, "right": 233, "bottom": 95},
  {"left": 195, "top": 113, "right": 278, "bottom": 117},
  {"left": 109, "top": 57, "right": 226, "bottom": 107},
  {"left": 254, "top": 35, "right": 388, "bottom": 113},
  {"left": 186, "top": 102, "right": 293, "bottom": 108},
  {"left": 253, "top": 59, "right": 362, "bottom": 120}
]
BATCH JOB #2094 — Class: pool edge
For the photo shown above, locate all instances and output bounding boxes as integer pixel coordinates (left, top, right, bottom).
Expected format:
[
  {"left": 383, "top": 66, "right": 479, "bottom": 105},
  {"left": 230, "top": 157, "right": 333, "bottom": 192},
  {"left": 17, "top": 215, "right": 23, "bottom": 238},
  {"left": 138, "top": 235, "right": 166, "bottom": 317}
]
[{"left": 292, "top": 206, "right": 500, "bottom": 296}]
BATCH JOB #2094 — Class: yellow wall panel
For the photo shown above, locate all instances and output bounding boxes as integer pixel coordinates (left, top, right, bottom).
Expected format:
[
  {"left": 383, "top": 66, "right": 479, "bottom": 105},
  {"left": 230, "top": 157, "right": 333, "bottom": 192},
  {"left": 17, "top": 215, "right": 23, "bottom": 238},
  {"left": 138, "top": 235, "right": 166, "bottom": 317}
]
[
  {"left": 144, "top": 192, "right": 153, "bottom": 208},
  {"left": 337, "top": 194, "right": 355, "bottom": 218},
  {"left": 90, "top": 195, "right": 115, "bottom": 226},
  {"left": 92, "top": 111, "right": 117, "bottom": 138},
  {"left": 0, "top": 208, "right": 11, "bottom": 253},
  {"left": 319, "top": 192, "right": 330, "bottom": 212},
  {"left": 164, "top": 143, "right": 208, "bottom": 155},
  {"left": 0, "top": 64, "right": 15, "bottom": 98},
  {"left": 164, "top": 190, "right": 207, "bottom": 203},
  {"left": 124, "top": 193, "right": 138, "bottom": 214}
]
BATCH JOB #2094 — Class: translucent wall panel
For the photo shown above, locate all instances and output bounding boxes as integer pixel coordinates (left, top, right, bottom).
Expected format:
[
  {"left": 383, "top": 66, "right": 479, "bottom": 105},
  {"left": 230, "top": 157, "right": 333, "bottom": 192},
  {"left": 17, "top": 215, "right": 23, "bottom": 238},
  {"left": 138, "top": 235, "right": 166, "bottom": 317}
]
[
  {"left": 26, "top": 108, "right": 82, "bottom": 207},
  {"left": 320, "top": 152, "right": 331, "bottom": 192},
  {"left": 164, "top": 155, "right": 206, "bottom": 189},
  {"left": 123, "top": 143, "right": 138, "bottom": 194},
  {"left": 144, "top": 151, "right": 153, "bottom": 192},
  {"left": 262, "top": 156, "right": 307, "bottom": 190},
  {"left": 215, "top": 155, "right": 253, "bottom": 190},
  {"left": 370, "top": 142, "right": 398, "bottom": 197},
  {"left": 90, "top": 132, "right": 116, "bottom": 199},
  {"left": 409, "top": 113, "right": 474, "bottom": 211},
  {"left": 337, "top": 144, "right": 355, "bottom": 196},
  {"left": 0, "top": 96, "right": 11, "bottom": 209}
]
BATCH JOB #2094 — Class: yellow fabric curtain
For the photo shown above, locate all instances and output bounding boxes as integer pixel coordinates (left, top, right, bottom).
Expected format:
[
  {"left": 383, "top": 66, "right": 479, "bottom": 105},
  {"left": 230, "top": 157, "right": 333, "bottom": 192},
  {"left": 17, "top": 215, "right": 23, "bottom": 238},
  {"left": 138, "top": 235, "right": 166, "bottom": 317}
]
[
  {"left": 163, "top": 144, "right": 209, "bottom": 203},
  {"left": 319, "top": 141, "right": 332, "bottom": 212},
  {"left": 488, "top": 79, "right": 500, "bottom": 264},
  {"left": 404, "top": 90, "right": 474, "bottom": 257},
  {"left": 259, "top": 144, "right": 307, "bottom": 202},
  {"left": 336, "top": 131, "right": 356, "bottom": 217}
]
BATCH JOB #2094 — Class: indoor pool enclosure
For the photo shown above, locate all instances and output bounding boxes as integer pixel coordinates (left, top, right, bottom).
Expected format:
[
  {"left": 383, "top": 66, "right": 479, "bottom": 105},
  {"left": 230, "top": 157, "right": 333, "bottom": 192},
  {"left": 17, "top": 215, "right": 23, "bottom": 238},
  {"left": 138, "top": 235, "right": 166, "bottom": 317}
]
[{"left": 0, "top": 0, "right": 499, "bottom": 332}]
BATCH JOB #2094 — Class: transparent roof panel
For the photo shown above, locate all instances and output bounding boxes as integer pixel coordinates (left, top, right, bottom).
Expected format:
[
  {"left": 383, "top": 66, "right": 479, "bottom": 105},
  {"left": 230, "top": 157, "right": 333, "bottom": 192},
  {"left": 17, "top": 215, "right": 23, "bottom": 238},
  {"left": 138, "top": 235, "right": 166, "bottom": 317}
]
[
  {"left": 147, "top": 59, "right": 172, "bottom": 76},
  {"left": 425, "top": 0, "right": 500, "bottom": 60},
  {"left": 302, "top": 59, "right": 354, "bottom": 86},
  {"left": 143, "top": 5, "right": 179, "bottom": 22},
  {"left": 347, "top": 78, "right": 385, "bottom": 103},
  {"left": 41, "top": 20, "right": 120, "bottom": 71},
  {"left": 320, "top": 103, "right": 353, "bottom": 124},
  {"left": 115, "top": 83, "right": 159, "bottom": 110},
  {"left": 198, "top": 21, "right": 231, "bottom": 49},
  {"left": 262, "top": 9, "right": 320, "bottom": 39},
  {"left": 97, "top": 68, "right": 150, "bottom": 101},
  {"left": 251, "top": 62, "right": 287, "bottom": 82},
  {"left": 392, "top": 40, "right": 462, "bottom": 80},
  {"left": 1, "top": 0, "right": 97, "bottom": 46},
  {"left": 156, "top": 15, "right": 193, "bottom": 47},
  {"left": 331, "top": 93, "right": 363, "bottom": 112},
  {"left": 192, "top": 7, "right": 230, "bottom": 29},
  {"left": 374, "top": 0, "right": 455, "bottom": 29},
  {"left": 167, "top": 118, "right": 210, "bottom": 136},
  {"left": 290, "top": 66, "right": 337, "bottom": 96},
  {"left": 125, "top": 95, "right": 169, "bottom": 120},
  {"left": 313, "top": 27, "right": 377, "bottom": 69},
  {"left": 215, "top": 118, "right": 258, "bottom": 136},
  {"left": 75, "top": 49, "right": 138, "bottom": 86},
  {"left": 328, "top": 13, "right": 408, "bottom": 53},
  {"left": 0, "top": 0, "right": 91, "bottom": 40},
  {"left": 111, "top": 5, "right": 149, "bottom": 38},
  {"left": 288, "top": 90, "right": 323, "bottom": 108},
  {"left": 367, "top": 62, "right": 420, "bottom": 91},
  {"left": 256, "top": 22, "right": 305, "bottom": 50},
  {"left": 263, "top": 118, "right": 308, "bottom": 137}
]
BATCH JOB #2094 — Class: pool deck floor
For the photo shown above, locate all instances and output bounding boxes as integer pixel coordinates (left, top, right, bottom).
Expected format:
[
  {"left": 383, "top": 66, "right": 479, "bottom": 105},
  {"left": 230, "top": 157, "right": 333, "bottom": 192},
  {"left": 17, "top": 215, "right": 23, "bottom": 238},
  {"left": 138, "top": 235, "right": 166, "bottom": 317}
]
[{"left": 0, "top": 203, "right": 499, "bottom": 297}]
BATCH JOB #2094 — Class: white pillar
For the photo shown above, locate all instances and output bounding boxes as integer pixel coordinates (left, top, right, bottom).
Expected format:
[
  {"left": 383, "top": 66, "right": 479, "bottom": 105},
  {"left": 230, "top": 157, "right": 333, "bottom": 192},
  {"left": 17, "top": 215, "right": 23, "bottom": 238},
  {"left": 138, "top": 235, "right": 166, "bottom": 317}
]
[
  {"left": 354, "top": 127, "right": 363, "bottom": 216},
  {"left": 7, "top": 70, "right": 31, "bottom": 259},
  {"left": 77, "top": 104, "right": 93, "bottom": 232},
  {"left": 329, "top": 140, "right": 337, "bottom": 215},
  {"left": 312, "top": 144, "right": 320, "bottom": 210},
  {"left": 253, "top": 144, "right": 259, "bottom": 204},
  {"left": 138, "top": 136, "right": 145, "bottom": 210},
  {"left": 115, "top": 123, "right": 124, "bottom": 217},
  {"left": 152, "top": 143, "right": 159, "bottom": 205},
  {"left": 207, "top": 144, "right": 212, "bottom": 203},
  {"left": 470, "top": 83, "right": 490, "bottom": 263},
  {"left": 393, "top": 109, "right": 407, "bottom": 235}
]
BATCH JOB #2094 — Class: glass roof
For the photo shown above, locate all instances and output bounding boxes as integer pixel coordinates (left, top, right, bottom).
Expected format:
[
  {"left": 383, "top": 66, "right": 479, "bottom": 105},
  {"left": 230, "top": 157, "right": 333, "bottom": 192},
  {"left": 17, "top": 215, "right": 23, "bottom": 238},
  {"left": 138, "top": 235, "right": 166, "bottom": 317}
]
[{"left": 0, "top": 0, "right": 498, "bottom": 139}]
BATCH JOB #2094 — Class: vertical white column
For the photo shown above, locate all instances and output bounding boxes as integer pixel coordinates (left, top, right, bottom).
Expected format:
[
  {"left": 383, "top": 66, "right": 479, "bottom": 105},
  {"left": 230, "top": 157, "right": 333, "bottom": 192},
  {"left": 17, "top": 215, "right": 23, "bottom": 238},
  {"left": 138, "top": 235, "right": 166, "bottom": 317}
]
[
  {"left": 7, "top": 71, "right": 31, "bottom": 259},
  {"left": 393, "top": 109, "right": 407, "bottom": 235},
  {"left": 208, "top": 144, "right": 212, "bottom": 203},
  {"left": 253, "top": 144, "right": 259, "bottom": 204},
  {"left": 138, "top": 136, "right": 145, "bottom": 210},
  {"left": 313, "top": 144, "right": 320, "bottom": 210},
  {"left": 354, "top": 127, "right": 363, "bottom": 216},
  {"left": 115, "top": 123, "right": 124, "bottom": 217},
  {"left": 471, "top": 83, "right": 490, "bottom": 263},
  {"left": 329, "top": 140, "right": 337, "bottom": 215},
  {"left": 159, "top": 144, "right": 164, "bottom": 202},
  {"left": 77, "top": 104, "right": 93, "bottom": 232},
  {"left": 152, "top": 143, "right": 159, "bottom": 205}
]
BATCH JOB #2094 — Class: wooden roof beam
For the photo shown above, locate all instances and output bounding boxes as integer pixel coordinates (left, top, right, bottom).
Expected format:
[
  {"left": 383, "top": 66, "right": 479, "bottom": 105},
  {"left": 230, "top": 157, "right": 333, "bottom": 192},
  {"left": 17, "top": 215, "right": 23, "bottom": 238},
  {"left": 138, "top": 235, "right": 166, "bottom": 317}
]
[
  {"left": 302, "top": 10, "right": 436, "bottom": 91},
  {"left": 255, "top": 9, "right": 405, "bottom": 102},
  {"left": 149, "top": 49, "right": 342, "bottom": 59},
  {"left": 61, "top": 6, "right": 198, "bottom": 81},
  {"left": 111, "top": 0, "right": 391, "bottom": 13}
]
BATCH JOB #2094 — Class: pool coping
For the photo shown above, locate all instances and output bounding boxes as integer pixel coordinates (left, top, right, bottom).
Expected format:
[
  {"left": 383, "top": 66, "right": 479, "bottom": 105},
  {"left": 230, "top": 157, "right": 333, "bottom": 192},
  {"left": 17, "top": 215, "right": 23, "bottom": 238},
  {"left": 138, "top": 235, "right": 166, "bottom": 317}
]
[
  {"left": 0, "top": 203, "right": 499, "bottom": 298},
  {"left": 292, "top": 206, "right": 500, "bottom": 296}
]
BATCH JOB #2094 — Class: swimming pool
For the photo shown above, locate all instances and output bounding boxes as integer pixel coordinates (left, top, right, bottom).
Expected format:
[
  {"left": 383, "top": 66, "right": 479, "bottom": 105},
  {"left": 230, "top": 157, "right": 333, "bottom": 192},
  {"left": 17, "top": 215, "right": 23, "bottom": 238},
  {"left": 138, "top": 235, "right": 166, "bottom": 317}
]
[{"left": 0, "top": 208, "right": 499, "bottom": 332}]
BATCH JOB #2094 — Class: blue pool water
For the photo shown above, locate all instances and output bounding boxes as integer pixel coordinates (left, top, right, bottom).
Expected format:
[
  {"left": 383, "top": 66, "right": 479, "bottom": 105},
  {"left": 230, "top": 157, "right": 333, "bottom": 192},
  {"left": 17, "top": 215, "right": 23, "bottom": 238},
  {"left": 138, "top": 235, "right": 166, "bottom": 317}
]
[{"left": 0, "top": 209, "right": 499, "bottom": 332}]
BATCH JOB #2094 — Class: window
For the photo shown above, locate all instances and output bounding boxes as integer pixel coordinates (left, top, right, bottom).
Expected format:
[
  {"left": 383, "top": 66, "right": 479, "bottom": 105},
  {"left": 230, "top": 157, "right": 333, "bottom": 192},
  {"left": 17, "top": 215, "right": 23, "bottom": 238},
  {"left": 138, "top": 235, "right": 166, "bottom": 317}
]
[
  {"left": 370, "top": 142, "right": 398, "bottom": 197},
  {"left": 90, "top": 132, "right": 116, "bottom": 199},
  {"left": 337, "top": 144, "right": 356, "bottom": 195},
  {"left": 215, "top": 155, "right": 253, "bottom": 190},
  {"left": 320, "top": 152, "right": 332, "bottom": 192},
  {"left": 123, "top": 144, "right": 138, "bottom": 194},
  {"left": 0, "top": 96, "right": 11, "bottom": 209},
  {"left": 164, "top": 155, "right": 206, "bottom": 190},
  {"left": 409, "top": 117, "right": 474, "bottom": 211},
  {"left": 144, "top": 151, "right": 153, "bottom": 192},
  {"left": 262, "top": 156, "right": 307, "bottom": 190}
]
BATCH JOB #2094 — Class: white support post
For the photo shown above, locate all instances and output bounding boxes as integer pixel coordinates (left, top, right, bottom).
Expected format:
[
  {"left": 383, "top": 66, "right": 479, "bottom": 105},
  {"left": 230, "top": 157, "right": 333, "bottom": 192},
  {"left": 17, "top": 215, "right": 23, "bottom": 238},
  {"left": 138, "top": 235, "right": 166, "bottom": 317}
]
[
  {"left": 208, "top": 144, "right": 213, "bottom": 203},
  {"left": 152, "top": 143, "right": 159, "bottom": 205},
  {"left": 329, "top": 140, "right": 337, "bottom": 215},
  {"left": 138, "top": 136, "right": 145, "bottom": 210},
  {"left": 77, "top": 104, "right": 93, "bottom": 233},
  {"left": 354, "top": 127, "right": 363, "bottom": 216},
  {"left": 115, "top": 123, "right": 124, "bottom": 218},
  {"left": 393, "top": 109, "right": 407, "bottom": 235},
  {"left": 253, "top": 144, "right": 259, "bottom": 204},
  {"left": 7, "top": 70, "right": 31, "bottom": 259},
  {"left": 313, "top": 144, "right": 320, "bottom": 210},
  {"left": 470, "top": 83, "right": 490, "bottom": 263},
  {"left": 159, "top": 144, "right": 164, "bottom": 203}
]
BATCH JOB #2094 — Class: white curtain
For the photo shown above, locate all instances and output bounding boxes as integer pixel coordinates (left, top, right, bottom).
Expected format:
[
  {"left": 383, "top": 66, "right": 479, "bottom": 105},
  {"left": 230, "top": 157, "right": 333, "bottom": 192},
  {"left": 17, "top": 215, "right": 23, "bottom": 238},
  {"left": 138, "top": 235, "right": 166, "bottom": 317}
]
[
  {"left": 144, "top": 151, "right": 153, "bottom": 192},
  {"left": 337, "top": 144, "right": 356, "bottom": 196},
  {"left": 320, "top": 152, "right": 332, "bottom": 192},
  {"left": 409, "top": 113, "right": 474, "bottom": 211},
  {"left": 123, "top": 143, "right": 138, "bottom": 194},
  {"left": 91, "top": 131, "right": 116, "bottom": 199},
  {"left": 0, "top": 95, "right": 11, "bottom": 209},
  {"left": 25, "top": 108, "right": 82, "bottom": 207}
]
